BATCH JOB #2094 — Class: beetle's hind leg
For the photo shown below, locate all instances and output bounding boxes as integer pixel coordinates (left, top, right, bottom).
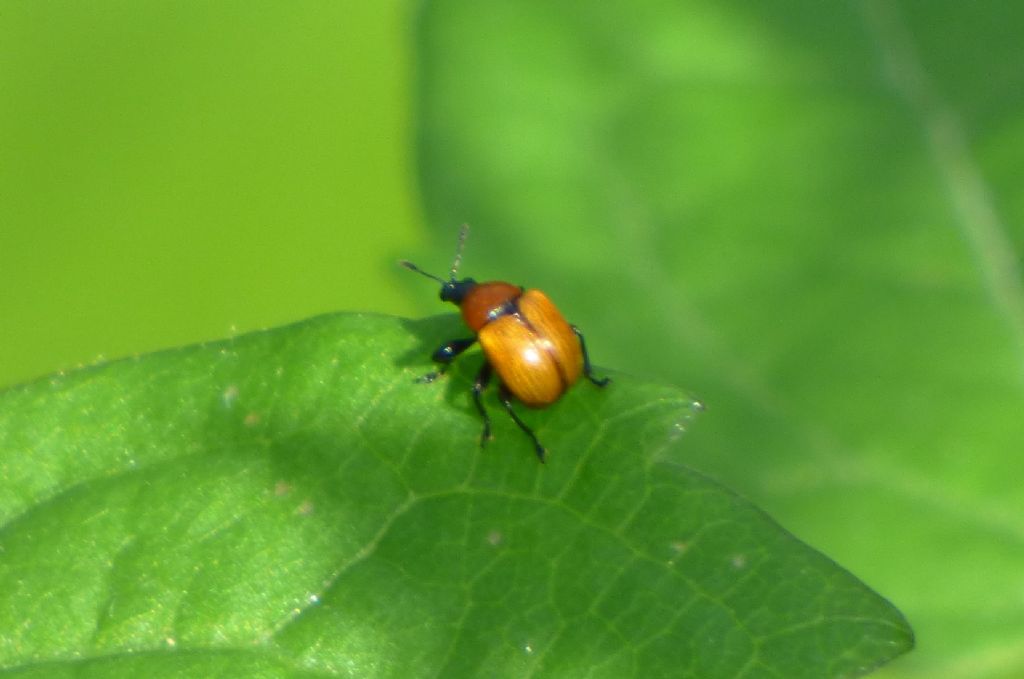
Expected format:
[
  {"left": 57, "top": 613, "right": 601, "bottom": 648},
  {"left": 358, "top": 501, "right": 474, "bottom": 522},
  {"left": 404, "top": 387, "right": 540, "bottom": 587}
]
[
  {"left": 418, "top": 337, "right": 477, "bottom": 382},
  {"left": 472, "top": 362, "right": 494, "bottom": 446},
  {"left": 498, "top": 385, "right": 547, "bottom": 463},
  {"left": 571, "top": 325, "right": 610, "bottom": 387}
]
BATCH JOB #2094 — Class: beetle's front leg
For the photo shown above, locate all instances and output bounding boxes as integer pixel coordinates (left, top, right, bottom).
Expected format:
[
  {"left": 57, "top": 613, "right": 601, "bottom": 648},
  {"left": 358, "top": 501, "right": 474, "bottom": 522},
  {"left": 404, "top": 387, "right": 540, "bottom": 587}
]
[{"left": 417, "top": 337, "right": 477, "bottom": 383}]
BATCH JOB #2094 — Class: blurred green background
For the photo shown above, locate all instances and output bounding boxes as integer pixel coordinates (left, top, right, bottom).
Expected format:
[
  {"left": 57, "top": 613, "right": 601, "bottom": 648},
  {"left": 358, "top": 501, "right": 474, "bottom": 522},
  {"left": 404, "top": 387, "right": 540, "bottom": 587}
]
[
  {"left": 3, "top": 1, "right": 1022, "bottom": 678},
  {"left": 0, "top": 1, "right": 422, "bottom": 386}
]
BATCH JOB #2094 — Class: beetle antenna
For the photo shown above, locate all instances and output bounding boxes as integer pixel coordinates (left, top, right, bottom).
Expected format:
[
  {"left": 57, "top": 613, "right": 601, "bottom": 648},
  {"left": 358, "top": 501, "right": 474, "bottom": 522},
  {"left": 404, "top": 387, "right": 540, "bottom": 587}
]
[
  {"left": 401, "top": 224, "right": 470, "bottom": 285},
  {"left": 449, "top": 224, "right": 470, "bottom": 280},
  {"left": 399, "top": 260, "right": 447, "bottom": 285}
]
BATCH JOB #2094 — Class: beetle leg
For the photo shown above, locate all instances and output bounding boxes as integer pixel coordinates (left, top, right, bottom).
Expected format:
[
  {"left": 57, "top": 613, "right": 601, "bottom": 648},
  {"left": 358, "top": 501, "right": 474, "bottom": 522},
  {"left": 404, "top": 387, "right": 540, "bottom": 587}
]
[
  {"left": 473, "top": 362, "right": 494, "bottom": 446},
  {"left": 418, "top": 337, "right": 477, "bottom": 382},
  {"left": 498, "top": 385, "right": 547, "bottom": 463},
  {"left": 571, "top": 325, "right": 610, "bottom": 387}
]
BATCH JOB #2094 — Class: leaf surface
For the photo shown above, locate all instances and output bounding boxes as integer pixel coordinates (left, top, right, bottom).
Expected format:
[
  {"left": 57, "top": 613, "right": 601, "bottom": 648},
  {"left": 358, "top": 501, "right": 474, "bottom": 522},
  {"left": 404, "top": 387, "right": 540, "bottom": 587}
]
[{"left": 0, "top": 314, "right": 910, "bottom": 677}]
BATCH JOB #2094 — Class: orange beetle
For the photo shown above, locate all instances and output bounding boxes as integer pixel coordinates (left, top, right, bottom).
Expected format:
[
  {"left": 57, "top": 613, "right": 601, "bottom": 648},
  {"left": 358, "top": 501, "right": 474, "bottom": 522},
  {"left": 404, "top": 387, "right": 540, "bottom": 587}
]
[{"left": 402, "top": 225, "right": 609, "bottom": 462}]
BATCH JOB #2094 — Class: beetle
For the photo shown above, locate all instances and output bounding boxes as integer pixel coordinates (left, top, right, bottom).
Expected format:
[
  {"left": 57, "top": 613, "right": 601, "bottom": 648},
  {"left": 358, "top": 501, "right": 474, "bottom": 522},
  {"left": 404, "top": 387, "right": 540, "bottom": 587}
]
[{"left": 401, "top": 225, "right": 609, "bottom": 462}]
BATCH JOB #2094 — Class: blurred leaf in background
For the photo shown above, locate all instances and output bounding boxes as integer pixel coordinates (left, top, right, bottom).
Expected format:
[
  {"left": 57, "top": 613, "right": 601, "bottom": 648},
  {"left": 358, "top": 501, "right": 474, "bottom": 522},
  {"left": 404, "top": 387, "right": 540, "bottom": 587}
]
[
  {"left": 417, "top": 1, "right": 1024, "bottom": 678},
  {"left": 0, "top": 0, "right": 421, "bottom": 388}
]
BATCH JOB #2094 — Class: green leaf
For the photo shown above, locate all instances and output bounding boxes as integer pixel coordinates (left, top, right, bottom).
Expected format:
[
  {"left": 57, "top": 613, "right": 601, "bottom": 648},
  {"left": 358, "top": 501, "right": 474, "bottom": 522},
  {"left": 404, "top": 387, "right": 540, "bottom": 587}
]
[
  {"left": 416, "top": 1, "right": 1021, "bottom": 678},
  {"left": 0, "top": 314, "right": 909, "bottom": 677}
]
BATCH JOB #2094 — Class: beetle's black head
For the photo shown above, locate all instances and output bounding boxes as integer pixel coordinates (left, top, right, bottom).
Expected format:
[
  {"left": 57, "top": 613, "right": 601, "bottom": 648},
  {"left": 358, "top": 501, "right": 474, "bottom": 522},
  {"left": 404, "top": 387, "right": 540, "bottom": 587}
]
[
  {"left": 399, "top": 260, "right": 476, "bottom": 305},
  {"left": 439, "top": 277, "right": 476, "bottom": 305}
]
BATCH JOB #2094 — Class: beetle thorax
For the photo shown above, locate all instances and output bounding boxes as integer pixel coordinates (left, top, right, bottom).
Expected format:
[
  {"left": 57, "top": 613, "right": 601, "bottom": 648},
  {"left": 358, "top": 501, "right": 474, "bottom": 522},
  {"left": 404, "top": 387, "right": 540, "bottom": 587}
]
[{"left": 460, "top": 282, "right": 523, "bottom": 332}]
